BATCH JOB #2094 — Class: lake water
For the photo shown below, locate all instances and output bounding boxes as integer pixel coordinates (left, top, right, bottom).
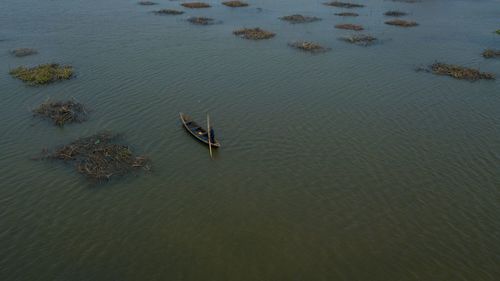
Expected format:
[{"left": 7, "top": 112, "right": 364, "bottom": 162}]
[{"left": 0, "top": 0, "right": 499, "bottom": 280}]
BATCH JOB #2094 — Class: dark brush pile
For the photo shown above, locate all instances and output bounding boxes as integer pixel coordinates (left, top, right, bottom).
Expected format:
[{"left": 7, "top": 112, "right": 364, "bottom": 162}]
[
  {"left": 430, "top": 62, "right": 495, "bottom": 81},
  {"left": 288, "top": 41, "right": 330, "bottom": 53},
  {"left": 233, "top": 28, "right": 275, "bottom": 40},
  {"left": 341, "top": 34, "right": 377, "bottom": 46},
  {"left": 323, "top": 1, "right": 364, "bottom": 8},
  {"left": 34, "top": 100, "right": 87, "bottom": 126},
  {"left": 280, "top": 14, "right": 321, "bottom": 24}
]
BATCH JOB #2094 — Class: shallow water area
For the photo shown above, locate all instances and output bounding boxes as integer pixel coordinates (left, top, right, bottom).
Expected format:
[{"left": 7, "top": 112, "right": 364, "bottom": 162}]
[{"left": 0, "top": 0, "right": 499, "bottom": 280}]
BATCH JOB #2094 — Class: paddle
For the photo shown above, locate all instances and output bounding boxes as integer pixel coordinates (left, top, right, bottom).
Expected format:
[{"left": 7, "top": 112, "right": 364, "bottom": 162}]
[{"left": 207, "top": 113, "right": 213, "bottom": 159}]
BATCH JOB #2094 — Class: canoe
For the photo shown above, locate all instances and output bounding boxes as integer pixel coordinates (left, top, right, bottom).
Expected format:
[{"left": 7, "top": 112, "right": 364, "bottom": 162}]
[{"left": 179, "top": 113, "right": 221, "bottom": 148}]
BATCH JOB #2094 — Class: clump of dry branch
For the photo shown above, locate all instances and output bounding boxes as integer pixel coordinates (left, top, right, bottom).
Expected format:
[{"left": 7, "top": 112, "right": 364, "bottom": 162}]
[
  {"left": 181, "top": 2, "right": 211, "bottom": 8},
  {"left": 47, "top": 132, "right": 151, "bottom": 181},
  {"left": 11, "top": 48, "right": 38, "bottom": 57},
  {"left": 341, "top": 34, "right": 377, "bottom": 46},
  {"left": 323, "top": 1, "right": 364, "bottom": 8},
  {"left": 34, "top": 100, "right": 87, "bottom": 126},
  {"left": 335, "top": 12, "right": 359, "bottom": 17},
  {"left": 385, "top": 19, "right": 418, "bottom": 27},
  {"left": 233, "top": 28, "right": 276, "bottom": 40},
  {"left": 335, "top": 23, "right": 364, "bottom": 31},
  {"left": 187, "top": 17, "right": 215, "bottom": 25},
  {"left": 280, "top": 14, "right": 321, "bottom": 24},
  {"left": 384, "top": 11, "right": 407, "bottom": 17},
  {"left": 154, "top": 9, "right": 184, "bottom": 15},
  {"left": 482, "top": 49, "right": 500, "bottom": 58},
  {"left": 222, "top": 1, "right": 249, "bottom": 7},
  {"left": 289, "top": 41, "right": 330, "bottom": 53},
  {"left": 430, "top": 62, "right": 495, "bottom": 81}
]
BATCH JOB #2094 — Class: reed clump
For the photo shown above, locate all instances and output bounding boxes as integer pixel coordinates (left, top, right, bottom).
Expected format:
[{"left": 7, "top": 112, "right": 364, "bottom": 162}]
[
  {"left": 233, "top": 28, "right": 275, "bottom": 40},
  {"left": 335, "top": 12, "right": 359, "bottom": 17},
  {"left": 10, "top": 64, "right": 73, "bottom": 85},
  {"left": 154, "top": 9, "right": 184, "bottom": 15},
  {"left": 323, "top": 1, "right": 364, "bottom": 8},
  {"left": 11, "top": 48, "right": 38, "bottom": 57},
  {"left": 289, "top": 41, "right": 330, "bottom": 53},
  {"left": 280, "top": 14, "right": 321, "bottom": 24},
  {"left": 187, "top": 17, "right": 215, "bottom": 25},
  {"left": 138, "top": 1, "right": 157, "bottom": 5},
  {"left": 341, "top": 34, "right": 377, "bottom": 46},
  {"left": 47, "top": 132, "right": 150, "bottom": 181},
  {"left": 222, "top": 1, "right": 249, "bottom": 7},
  {"left": 34, "top": 100, "right": 87, "bottom": 126},
  {"left": 181, "top": 2, "right": 211, "bottom": 8},
  {"left": 430, "top": 62, "right": 495, "bottom": 81},
  {"left": 335, "top": 23, "right": 364, "bottom": 31},
  {"left": 482, "top": 49, "right": 500, "bottom": 58},
  {"left": 384, "top": 11, "right": 407, "bottom": 17},
  {"left": 385, "top": 19, "right": 418, "bottom": 27}
]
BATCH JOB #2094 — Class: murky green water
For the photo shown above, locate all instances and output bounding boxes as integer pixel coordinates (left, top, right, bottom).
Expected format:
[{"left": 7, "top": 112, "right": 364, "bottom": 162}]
[{"left": 1, "top": 0, "right": 499, "bottom": 280}]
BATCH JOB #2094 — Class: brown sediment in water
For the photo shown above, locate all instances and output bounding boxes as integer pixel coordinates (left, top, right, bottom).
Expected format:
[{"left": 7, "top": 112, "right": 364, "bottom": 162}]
[
  {"left": 482, "top": 49, "right": 500, "bottom": 58},
  {"left": 187, "top": 17, "right": 215, "bottom": 25},
  {"left": 323, "top": 1, "right": 364, "bottom": 8},
  {"left": 154, "top": 9, "right": 184, "bottom": 15},
  {"left": 430, "top": 62, "right": 495, "bottom": 81},
  {"left": 280, "top": 14, "right": 321, "bottom": 24},
  {"left": 45, "top": 132, "right": 151, "bottom": 181},
  {"left": 288, "top": 41, "right": 330, "bottom": 53},
  {"left": 384, "top": 11, "right": 407, "bottom": 17},
  {"left": 222, "top": 1, "right": 249, "bottom": 7},
  {"left": 181, "top": 2, "right": 211, "bottom": 8},
  {"left": 341, "top": 34, "right": 377, "bottom": 46},
  {"left": 335, "top": 24, "right": 364, "bottom": 31},
  {"left": 335, "top": 12, "right": 359, "bottom": 17},
  {"left": 385, "top": 19, "right": 418, "bottom": 27},
  {"left": 233, "top": 28, "right": 275, "bottom": 40},
  {"left": 9, "top": 64, "right": 73, "bottom": 85},
  {"left": 138, "top": 1, "right": 157, "bottom": 5},
  {"left": 33, "top": 100, "right": 87, "bottom": 126},
  {"left": 11, "top": 48, "right": 38, "bottom": 57}
]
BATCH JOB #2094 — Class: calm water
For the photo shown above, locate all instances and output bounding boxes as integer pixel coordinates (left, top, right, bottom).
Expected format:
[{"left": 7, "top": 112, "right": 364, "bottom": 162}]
[{"left": 0, "top": 0, "right": 499, "bottom": 280}]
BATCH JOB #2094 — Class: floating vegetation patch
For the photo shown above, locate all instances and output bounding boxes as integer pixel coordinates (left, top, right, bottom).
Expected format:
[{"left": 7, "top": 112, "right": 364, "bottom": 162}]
[
  {"left": 341, "top": 34, "right": 377, "bottom": 46},
  {"left": 45, "top": 132, "right": 150, "bottom": 181},
  {"left": 335, "top": 12, "right": 359, "bottom": 17},
  {"left": 138, "top": 1, "right": 157, "bottom": 5},
  {"left": 335, "top": 23, "right": 364, "bottom": 31},
  {"left": 384, "top": 11, "right": 407, "bottom": 17},
  {"left": 11, "top": 48, "right": 38, "bottom": 57},
  {"left": 33, "top": 100, "right": 87, "bottom": 126},
  {"left": 181, "top": 2, "right": 211, "bottom": 8},
  {"left": 222, "top": 1, "right": 249, "bottom": 7},
  {"left": 385, "top": 19, "right": 418, "bottom": 27},
  {"left": 9, "top": 64, "right": 73, "bottom": 85},
  {"left": 392, "top": 0, "right": 421, "bottom": 3},
  {"left": 428, "top": 62, "right": 495, "bottom": 81},
  {"left": 233, "top": 28, "right": 275, "bottom": 40},
  {"left": 289, "top": 41, "right": 330, "bottom": 53},
  {"left": 323, "top": 1, "right": 364, "bottom": 8},
  {"left": 154, "top": 9, "right": 184, "bottom": 15},
  {"left": 280, "top": 14, "right": 321, "bottom": 24},
  {"left": 482, "top": 49, "right": 500, "bottom": 59},
  {"left": 187, "top": 16, "right": 215, "bottom": 25}
]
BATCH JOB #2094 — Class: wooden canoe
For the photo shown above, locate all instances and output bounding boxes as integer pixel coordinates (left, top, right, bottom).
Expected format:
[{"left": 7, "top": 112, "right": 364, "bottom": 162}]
[{"left": 180, "top": 113, "right": 221, "bottom": 148}]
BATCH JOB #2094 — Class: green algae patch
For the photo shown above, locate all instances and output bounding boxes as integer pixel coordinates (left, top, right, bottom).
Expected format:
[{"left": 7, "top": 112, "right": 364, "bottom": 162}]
[
  {"left": 34, "top": 100, "right": 87, "bottom": 127},
  {"left": 430, "top": 62, "right": 495, "bottom": 81},
  {"left": 10, "top": 64, "right": 73, "bottom": 85},
  {"left": 222, "top": 1, "right": 249, "bottom": 7},
  {"left": 323, "top": 1, "right": 364, "bottom": 8},
  {"left": 280, "top": 14, "right": 321, "bottom": 24},
  {"left": 11, "top": 48, "right": 38, "bottom": 57},
  {"left": 289, "top": 41, "right": 330, "bottom": 53},
  {"left": 181, "top": 2, "right": 211, "bottom": 8},
  {"left": 233, "top": 28, "right": 275, "bottom": 40}
]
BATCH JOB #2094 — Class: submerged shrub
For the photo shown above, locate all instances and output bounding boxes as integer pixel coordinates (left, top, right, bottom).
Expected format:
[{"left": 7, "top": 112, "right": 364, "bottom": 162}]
[
  {"left": 222, "top": 1, "right": 249, "bottom": 7},
  {"left": 482, "top": 49, "right": 500, "bottom": 58},
  {"left": 233, "top": 28, "right": 275, "bottom": 40},
  {"left": 341, "top": 34, "right": 377, "bottom": 46},
  {"left": 138, "top": 1, "right": 157, "bottom": 5},
  {"left": 280, "top": 14, "right": 321, "bottom": 24},
  {"left": 288, "top": 41, "right": 330, "bottom": 53},
  {"left": 10, "top": 64, "right": 73, "bottom": 85},
  {"left": 430, "top": 62, "right": 495, "bottom": 81},
  {"left": 323, "top": 1, "right": 364, "bottom": 8},
  {"left": 33, "top": 100, "right": 87, "bottom": 126},
  {"left": 384, "top": 11, "right": 407, "bottom": 17},
  {"left": 154, "top": 9, "right": 184, "bottom": 15},
  {"left": 181, "top": 2, "right": 211, "bottom": 8},
  {"left": 11, "top": 48, "right": 38, "bottom": 57},
  {"left": 187, "top": 17, "right": 215, "bottom": 25},
  {"left": 335, "top": 12, "right": 359, "bottom": 17},
  {"left": 335, "top": 23, "right": 364, "bottom": 31},
  {"left": 385, "top": 19, "right": 418, "bottom": 27}
]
